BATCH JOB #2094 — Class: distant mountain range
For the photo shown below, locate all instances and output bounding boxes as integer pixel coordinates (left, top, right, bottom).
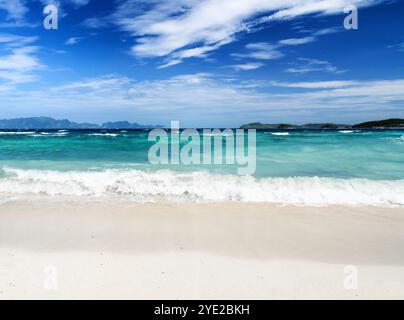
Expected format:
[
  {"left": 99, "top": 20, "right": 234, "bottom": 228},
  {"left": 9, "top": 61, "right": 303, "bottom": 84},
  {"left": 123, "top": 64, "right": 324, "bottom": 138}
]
[
  {"left": 0, "top": 117, "right": 403, "bottom": 130},
  {"left": 0, "top": 117, "right": 161, "bottom": 130},
  {"left": 241, "top": 119, "right": 404, "bottom": 130}
]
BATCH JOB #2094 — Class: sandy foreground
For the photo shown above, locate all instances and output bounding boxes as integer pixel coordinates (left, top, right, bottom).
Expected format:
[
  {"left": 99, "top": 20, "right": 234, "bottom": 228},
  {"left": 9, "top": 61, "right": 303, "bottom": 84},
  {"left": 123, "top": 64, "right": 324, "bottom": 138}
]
[{"left": 0, "top": 201, "right": 404, "bottom": 299}]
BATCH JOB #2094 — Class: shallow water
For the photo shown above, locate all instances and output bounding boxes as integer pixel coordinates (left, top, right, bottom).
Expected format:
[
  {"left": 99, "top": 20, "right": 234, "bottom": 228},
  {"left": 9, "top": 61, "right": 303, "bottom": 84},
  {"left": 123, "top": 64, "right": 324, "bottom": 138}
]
[{"left": 0, "top": 129, "right": 403, "bottom": 205}]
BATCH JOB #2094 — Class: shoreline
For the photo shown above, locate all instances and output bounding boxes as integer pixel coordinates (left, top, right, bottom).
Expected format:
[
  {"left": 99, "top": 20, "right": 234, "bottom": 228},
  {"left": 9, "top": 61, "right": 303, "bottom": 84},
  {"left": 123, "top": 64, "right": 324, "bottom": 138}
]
[{"left": 1, "top": 202, "right": 404, "bottom": 299}]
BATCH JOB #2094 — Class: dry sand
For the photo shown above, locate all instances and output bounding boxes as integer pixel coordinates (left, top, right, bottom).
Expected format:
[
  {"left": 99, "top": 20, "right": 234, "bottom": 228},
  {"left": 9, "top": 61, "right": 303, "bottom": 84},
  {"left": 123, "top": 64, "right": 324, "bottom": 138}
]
[{"left": 1, "top": 202, "right": 404, "bottom": 299}]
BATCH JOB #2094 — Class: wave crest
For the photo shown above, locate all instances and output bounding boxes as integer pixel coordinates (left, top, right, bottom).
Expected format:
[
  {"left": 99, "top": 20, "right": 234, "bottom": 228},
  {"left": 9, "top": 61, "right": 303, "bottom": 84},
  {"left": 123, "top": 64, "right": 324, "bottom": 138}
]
[{"left": 1, "top": 167, "right": 404, "bottom": 206}]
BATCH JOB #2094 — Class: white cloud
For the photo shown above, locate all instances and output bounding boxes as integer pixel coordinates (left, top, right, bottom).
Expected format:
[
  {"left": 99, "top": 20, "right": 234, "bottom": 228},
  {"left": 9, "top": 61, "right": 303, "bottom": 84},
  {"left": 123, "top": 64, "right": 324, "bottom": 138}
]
[
  {"left": 2, "top": 73, "right": 404, "bottom": 125},
  {"left": 271, "top": 80, "right": 358, "bottom": 89},
  {"left": 229, "top": 63, "right": 265, "bottom": 71},
  {"left": 54, "top": 76, "right": 132, "bottom": 92},
  {"left": 232, "top": 43, "right": 284, "bottom": 60},
  {"left": 107, "top": 0, "right": 385, "bottom": 67},
  {"left": 40, "top": 0, "right": 90, "bottom": 8},
  {"left": 230, "top": 27, "right": 341, "bottom": 67},
  {"left": 158, "top": 37, "right": 234, "bottom": 68},
  {"left": 312, "top": 26, "right": 343, "bottom": 36},
  {"left": 65, "top": 37, "right": 82, "bottom": 45},
  {"left": 0, "top": 35, "right": 42, "bottom": 85},
  {"left": 0, "top": 47, "right": 41, "bottom": 71},
  {"left": 299, "top": 79, "right": 404, "bottom": 100},
  {"left": 157, "top": 59, "right": 183, "bottom": 69},
  {"left": 0, "top": 0, "right": 91, "bottom": 26},
  {"left": 0, "top": 0, "right": 28, "bottom": 22},
  {"left": 0, "top": 46, "right": 42, "bottom": 84},
  {"left": 81, "top": 17, "right": 108, "bottom": 29},
  {"left": 278, "top": 36, "right": 316, "bottom": 46},
  {"left": 286, "top": 57, "right": 344, "bottom": 74},
  {"left": 18, "top": 73, "right": 267, "bottom": 116},
  {"left": 388, "top": 41, "right": 404, "bottom": 52},
  {"left": 0, "top": 34, "right": 38, "bottom": 47},
  {"left": 230, "top": 36, "right": 315, "bottom": 66}
]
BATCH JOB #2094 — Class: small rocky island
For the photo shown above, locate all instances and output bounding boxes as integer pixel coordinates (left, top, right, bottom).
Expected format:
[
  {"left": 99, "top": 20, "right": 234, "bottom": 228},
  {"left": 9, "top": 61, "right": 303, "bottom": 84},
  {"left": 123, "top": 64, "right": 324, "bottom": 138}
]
[{"left": 241, "top": 118, "right": 404, "bottom": 130}]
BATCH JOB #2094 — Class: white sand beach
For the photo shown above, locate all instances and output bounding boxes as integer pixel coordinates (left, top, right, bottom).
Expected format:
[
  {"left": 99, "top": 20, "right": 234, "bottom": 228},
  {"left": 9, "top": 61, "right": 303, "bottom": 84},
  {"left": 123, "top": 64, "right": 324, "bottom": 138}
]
[{"left": 1, "top": 202, "right": 404, "bottom": 299}]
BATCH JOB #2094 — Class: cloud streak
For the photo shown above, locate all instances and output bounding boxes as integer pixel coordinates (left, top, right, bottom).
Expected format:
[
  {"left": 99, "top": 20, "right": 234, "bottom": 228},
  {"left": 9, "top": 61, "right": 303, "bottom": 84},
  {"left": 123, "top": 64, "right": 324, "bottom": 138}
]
[
  {"left": 0, "top": 34, "right": 42, "bottom": 85},
  {"left": 286, "top": 57, "right": 344, "bottom": 74},
  {"left": 228, "top": 63, "right": 265, "bottom": 71},
  {"left": 65, "top": 37, "right": 82, "bottom": 45},
  {"left": 0, "top": 0, "right": 28, "bottom": 22},
  {"left": 105, "top": 0, "right": 386, "bottom": 67}
]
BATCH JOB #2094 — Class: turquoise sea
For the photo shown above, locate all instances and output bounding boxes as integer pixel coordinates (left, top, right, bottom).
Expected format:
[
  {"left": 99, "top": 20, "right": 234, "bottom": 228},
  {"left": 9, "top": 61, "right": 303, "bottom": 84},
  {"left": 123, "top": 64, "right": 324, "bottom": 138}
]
[{"left": 1, "top": 129, "right": 404, "bottom": 205}]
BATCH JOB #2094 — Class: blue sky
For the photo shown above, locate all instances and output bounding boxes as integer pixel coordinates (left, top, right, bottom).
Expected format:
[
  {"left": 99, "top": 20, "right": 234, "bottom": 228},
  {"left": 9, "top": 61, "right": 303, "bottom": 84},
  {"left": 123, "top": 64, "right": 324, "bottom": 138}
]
[{"left": 0, "top": 0, "right": 403, "bottom": 127}]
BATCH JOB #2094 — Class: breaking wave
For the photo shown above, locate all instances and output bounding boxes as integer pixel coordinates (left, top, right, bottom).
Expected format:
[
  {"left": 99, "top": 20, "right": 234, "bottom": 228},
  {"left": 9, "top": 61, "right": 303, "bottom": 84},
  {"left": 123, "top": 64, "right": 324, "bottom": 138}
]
[
  {"left": 271, "top": 132, "right": 289, "bottom": 136},
  {"left": 0, "top": 167, "right": 404, "bottom": 206}
]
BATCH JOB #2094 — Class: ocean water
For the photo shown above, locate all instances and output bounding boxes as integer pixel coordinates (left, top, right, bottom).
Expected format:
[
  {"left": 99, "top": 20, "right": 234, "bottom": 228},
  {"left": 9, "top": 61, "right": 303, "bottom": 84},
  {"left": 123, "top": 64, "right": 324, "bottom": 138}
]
[{"left": 0, "top": 129, "right": 404, "bottom": 206}]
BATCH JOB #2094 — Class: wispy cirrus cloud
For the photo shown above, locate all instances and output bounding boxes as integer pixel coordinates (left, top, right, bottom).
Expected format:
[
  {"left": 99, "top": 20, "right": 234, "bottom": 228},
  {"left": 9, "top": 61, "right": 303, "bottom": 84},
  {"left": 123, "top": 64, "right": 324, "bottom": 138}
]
[
  {"left": 40, "top": 0, "right": 90, "bottom": 9},
  {"left": 232, "top": 43, "right": 284, "bottom": 61},
  {"left": 286, "top": 57, "right": 344, "bottom": 74},
  {"left": 271, "top": 80, "right": 359, "bottom": 89},
  {"left": 388, "top": 41, "right": 404, "bottom": 52},
  {"left": 0, "top": 46, "right": 42, "bottom": 84},
  {"left": 0, "top": 0, "right": 91, "bottom": 27},
  {"left": 81, "top": 17, "right": 109, "bottom": 29},
  {"left": 0, "top": 34, "right": 43, "bottom": 85},
  {"left": 65, "top": 37, "right": 82, "bottom": 45},
  {"left": 0, "top": 34, "right": 38, "bottom": 48},
  {"left": 230, "top": 35, "right": 316, "bottom": 63},
  {"left": 278, "top": 36, "right": 316, "bottom": 46},
  {"left": 98, "top": 0, "right": 386, "bottom": 67},
  {"left": 2, "top": 72, "right": 404, "bottom": 126},
  {"left": 228, "top": 62, "right": 265, "bottom": 71},
  {"left": 53, "top": 75, "right": 132, "bottom": 92},
  {"left": 0, "top": 0, "right": 28, "bottom": 21},
  {"left": 229, "top": 25, "right": 343, "bottom": 71},
  {"left": 0, "top": 0, "right": 36, "bottom": 27}
]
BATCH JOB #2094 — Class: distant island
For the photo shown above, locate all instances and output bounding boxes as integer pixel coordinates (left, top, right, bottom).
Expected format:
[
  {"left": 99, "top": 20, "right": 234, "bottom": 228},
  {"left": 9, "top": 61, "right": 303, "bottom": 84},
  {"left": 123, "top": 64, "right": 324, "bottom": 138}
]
[
  {"left": 241, "top": 118, "right": 404, "bottom": 130},
  {"left": 0, "top": 117, "right": 403, "bottom": 130},
  {"left": 0, "top": 117, "right": 161, "bottom": 130},
  {"left": 352, "top": 118, "right": 404, "bottom": 129}
]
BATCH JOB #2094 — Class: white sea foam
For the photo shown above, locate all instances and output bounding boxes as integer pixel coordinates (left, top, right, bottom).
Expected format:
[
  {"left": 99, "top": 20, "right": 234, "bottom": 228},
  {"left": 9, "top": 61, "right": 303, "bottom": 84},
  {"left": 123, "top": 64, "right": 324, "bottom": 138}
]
[
  {"left": 30, "top": 132, "right": 68, "bottom": 137},
  {"left": 392, "top": 135, "right": 404, "bottom": 144},
  {"left": 88, "top": 133, "right": 119, "bottom": 137},
  {"left": 271, "top": 132, "right": 289, "bottom": 136},
  {"left": 0, "top": 131, "right": 35, "bottom": 135},
  {"left": 383, "top": 135, "right": 404, "bottom": 144},
  {"left": 1, "top": 167, "right": 403, "bottom": 206},
  {"left": 339, "top": 130, "right": 354, "bottom": 134},
  {"left": 202, "top": 132, "right": 234, "bottom": 137}
]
